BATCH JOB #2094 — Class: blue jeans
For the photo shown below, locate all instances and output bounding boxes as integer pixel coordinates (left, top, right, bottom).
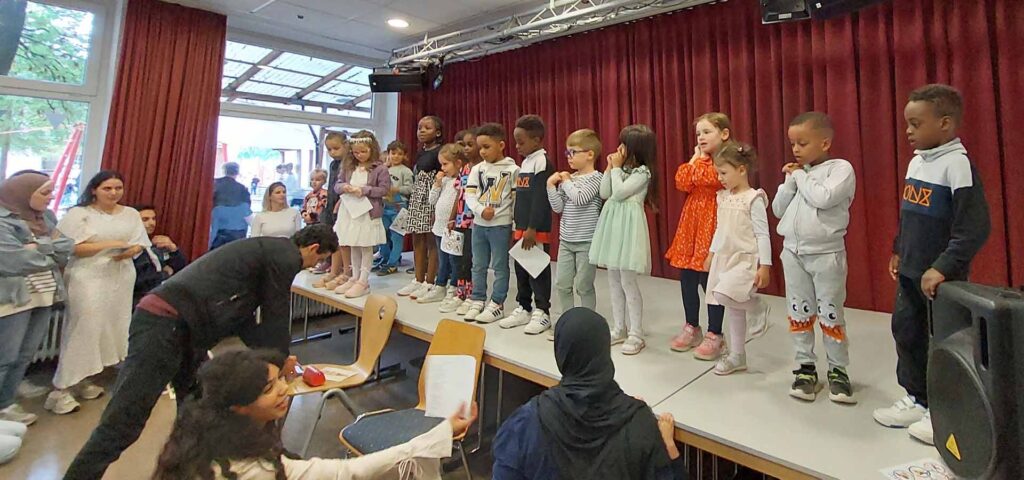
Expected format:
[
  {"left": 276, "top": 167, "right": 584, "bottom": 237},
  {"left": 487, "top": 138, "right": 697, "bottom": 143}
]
[
  {"left": 378, "top": 207, "right": 405, "bottom": 268},
  {"left": 435, "top": 234, "right": 459, "bottom": 287},
  {"left": 0, "top": 307, "right": 53, "bottom": 409},
  {"left": 471, "top": 224, "right": 512, "bottom": 304}
]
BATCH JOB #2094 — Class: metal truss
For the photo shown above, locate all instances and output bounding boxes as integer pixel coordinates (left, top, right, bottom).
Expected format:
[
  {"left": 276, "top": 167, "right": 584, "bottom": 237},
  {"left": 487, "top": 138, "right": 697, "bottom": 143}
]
[{"left": 388, "top": 0, "right": 719, "bottom": 67}]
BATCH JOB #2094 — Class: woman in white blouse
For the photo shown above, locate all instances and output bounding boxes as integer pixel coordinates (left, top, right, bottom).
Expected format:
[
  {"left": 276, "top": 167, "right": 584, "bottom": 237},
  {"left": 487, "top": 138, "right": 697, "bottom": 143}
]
[
  {"left": 252, "top": 182, "right": 302, "bottom": 238},
  {"left": 153, "top": 349, "right": 476, "bottom": 480}
]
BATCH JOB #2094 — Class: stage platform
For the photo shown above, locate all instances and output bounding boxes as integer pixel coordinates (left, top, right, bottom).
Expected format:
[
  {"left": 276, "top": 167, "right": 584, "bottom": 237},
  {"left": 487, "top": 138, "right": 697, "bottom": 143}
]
[{"left": 291, "top": 264, "right": 943, "bottom": 479}]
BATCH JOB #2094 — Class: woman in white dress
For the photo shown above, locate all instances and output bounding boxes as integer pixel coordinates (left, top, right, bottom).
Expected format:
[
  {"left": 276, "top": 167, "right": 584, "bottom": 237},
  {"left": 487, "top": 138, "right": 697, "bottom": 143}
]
[
  {"left": 251, "top": 182, "right": 302, "bottom": 238},
  {"left": 46, "top": 171, "right": 153, "bottom": 415}
]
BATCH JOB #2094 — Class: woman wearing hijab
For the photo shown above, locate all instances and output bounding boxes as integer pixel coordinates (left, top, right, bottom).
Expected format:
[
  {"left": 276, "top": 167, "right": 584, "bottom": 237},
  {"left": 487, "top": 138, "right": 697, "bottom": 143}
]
[
  {"left": 492, "top": 307, "right": 686, "bottom": 480},
  {"left": 0, "top": 171, "right": 75, "bottom": 427}
]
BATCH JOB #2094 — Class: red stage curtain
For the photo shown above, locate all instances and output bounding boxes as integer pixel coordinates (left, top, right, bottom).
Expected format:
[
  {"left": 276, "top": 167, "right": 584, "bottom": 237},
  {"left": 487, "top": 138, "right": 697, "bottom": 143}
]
[
  {"left": 397, "top": 0, "right": 1023, "bottom": 313},
  {"left": 101, "top": 0, "right": 225, "bottom": 259}
]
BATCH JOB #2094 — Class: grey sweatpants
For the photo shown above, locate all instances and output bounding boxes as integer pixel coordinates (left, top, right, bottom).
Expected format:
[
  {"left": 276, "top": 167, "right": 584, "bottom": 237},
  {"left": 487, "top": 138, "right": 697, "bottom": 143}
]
[{"left": 781, "top": 249, "right": 850, "bottom": 368}]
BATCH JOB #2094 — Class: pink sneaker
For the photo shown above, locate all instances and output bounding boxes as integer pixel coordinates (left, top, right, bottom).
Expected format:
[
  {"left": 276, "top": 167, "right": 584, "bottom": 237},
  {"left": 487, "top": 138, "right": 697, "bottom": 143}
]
[
  {"left": 344, "top": 281, "right": 370, "bottom": 298},
  {"left": 693, "top": 332, "right": 725, "bottom": 361},
  {"left": 670, "top": 324, "right": 703, "bottom": 352}
]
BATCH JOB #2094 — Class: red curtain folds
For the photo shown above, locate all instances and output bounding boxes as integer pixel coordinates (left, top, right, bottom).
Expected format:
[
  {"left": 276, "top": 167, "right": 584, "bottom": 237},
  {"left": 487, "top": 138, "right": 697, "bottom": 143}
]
[
  {"left": 397, "top": 0, "right": 1023, "bottom": 313},
  {"left": 101, "top": 0, "right": 226, "bottom": 259}
]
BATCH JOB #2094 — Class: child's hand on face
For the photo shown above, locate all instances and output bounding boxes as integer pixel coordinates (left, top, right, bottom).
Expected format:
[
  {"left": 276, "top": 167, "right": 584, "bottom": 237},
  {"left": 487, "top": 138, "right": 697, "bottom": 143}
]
[
  {"left": 434, "top": 171, "right": 445, "bottom": 186},
  {"left": 689, "top": 146, "right": 702, "bottom": 164},
  {"left": 782, "top": 162, "right": 802, "bottom": 175},
  {"left": 482, "top": 206, "right": 495, "bottom": 220},
  {"left": 754, "top": 265, "right": 771, "bottom": 289},
  {"left": 608, "top": 149, "right": 625, "bottom": 170}
]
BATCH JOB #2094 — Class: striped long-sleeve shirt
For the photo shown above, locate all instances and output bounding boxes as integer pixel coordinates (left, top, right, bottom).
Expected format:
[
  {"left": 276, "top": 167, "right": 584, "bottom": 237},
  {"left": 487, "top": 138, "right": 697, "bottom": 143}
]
[{"left": 547, "top": 170, "right": 603, "bottom": 243}]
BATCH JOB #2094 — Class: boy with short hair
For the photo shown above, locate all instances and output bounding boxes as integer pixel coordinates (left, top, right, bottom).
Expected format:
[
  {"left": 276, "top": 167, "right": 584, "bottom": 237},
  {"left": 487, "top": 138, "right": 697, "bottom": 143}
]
[
  {"left": 546, "top": 129, "right": 604, "bottom": 339},
  {"left": 376, "top": 141, "right": 414, "bottom": 275},
  {"left": 772, "top": 112, "right": 857, "bottom": 404},
  {"left": 500, "top": 115, "right": 556, "bottom": 334},
  {"left": 872, "top": 84, "right": 990, "bottom": 446},
  {"left": 464, "top": 123, "right": 520, "bottom": 324}
]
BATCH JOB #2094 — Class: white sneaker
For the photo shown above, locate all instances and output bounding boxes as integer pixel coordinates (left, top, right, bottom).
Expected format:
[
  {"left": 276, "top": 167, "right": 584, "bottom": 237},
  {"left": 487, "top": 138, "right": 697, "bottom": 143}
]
[
  {"left": 498, "top": 307, "right": 531, "bottom": 329},
  {"left": 621, "top": 335, "right": 646, "bottom": 355},
  {"left": 546, "top": 325, "right": 556, "bottom": 342},
  {"left": 439, "top": 296, "right": 462, "bottom": 314},
  {"left": 714, "top": 354, "right": 748, "bottom": 375},
  {"left": 455, "top": 299, "right": 474, "bottom": 316},
  {"left": 609, "top": 328, "right": 627, "bottom": 346},
  {"left": 873, "top": 395, "right": 927, "bottom": 428},
  {"left": 410, "top": 283, "right": 432, "bottom": 300},
  {"left": 16, "top": 381, "right": 49, "bottom": 399},
  {"left": 908, "top": 410, "right": 934, "bottom": 445},
  {"left": 417, "top": 285, "right": 447, "bottom": 304},
  {"left": 524, "top": 310, "right": 551, "bottom": 335},
  {"left": 397, "top": 280, "right": 421, "bottom": 296},
  {"left": 463, "top": 300, "right": 486, "bottom": 321},
  {"left": 44, "top": 390, "right": 80, "bottom": 415},
  {"left": 0, "top": 404, "right": 37, "bottom": 426},
  {"left": 474, "top": 302, "right": 505, "bottom": 324},
  {"left": 75, "top": 380, "right": 104, "bottom": 400}
]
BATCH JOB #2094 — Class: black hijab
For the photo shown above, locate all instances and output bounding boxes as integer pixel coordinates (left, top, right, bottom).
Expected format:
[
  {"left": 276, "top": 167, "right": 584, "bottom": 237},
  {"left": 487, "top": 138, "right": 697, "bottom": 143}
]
[{"left": 536, "top": 308, "right": 671, "bottom": 480}]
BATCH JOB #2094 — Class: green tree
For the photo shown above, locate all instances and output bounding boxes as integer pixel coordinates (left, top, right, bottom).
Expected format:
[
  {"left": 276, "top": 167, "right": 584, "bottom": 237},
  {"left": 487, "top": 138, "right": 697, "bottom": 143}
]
[{"left": 0, "top": 1, "right": 92, "bottom": 178}]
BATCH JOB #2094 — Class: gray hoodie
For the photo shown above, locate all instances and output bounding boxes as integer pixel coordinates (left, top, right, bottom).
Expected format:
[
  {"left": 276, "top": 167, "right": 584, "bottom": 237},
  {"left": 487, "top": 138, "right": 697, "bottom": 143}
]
[
  {"left": 465, "top": 157, "right": 519, "bottom": 227},
  {"left": 772, "top": 158, "right": 856, "bottom": 255}
]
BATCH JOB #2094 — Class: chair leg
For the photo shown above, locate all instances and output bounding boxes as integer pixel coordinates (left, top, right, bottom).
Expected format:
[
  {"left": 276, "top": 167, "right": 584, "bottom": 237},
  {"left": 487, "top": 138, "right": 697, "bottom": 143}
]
[
  {"left": 333, "top": 389, "right": 361, "bottom": 417},
  {"left": 458, "top": 440, "right": 473, "bottom": 480},
  {"left": 301, "top": 392, "right": 330, "bottom": 457}
]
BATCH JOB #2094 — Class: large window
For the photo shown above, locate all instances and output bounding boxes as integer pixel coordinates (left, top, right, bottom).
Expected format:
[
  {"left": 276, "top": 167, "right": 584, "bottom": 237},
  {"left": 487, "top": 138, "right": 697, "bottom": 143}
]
[
  {"left": 221, "top": 40, "right": 373, "bottom": 119},
  {"left": 0, "top": 0, "right": 114, "bottom": 212}
]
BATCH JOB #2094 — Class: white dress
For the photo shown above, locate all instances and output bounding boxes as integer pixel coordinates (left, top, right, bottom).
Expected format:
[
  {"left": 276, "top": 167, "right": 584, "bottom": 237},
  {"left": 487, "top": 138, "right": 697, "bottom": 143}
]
[
  {"left": 54, "top": 206, "right": 152, "bottom": 389},
  {"left": 334, "top": 168, "right": 386, "bottom": 247}
]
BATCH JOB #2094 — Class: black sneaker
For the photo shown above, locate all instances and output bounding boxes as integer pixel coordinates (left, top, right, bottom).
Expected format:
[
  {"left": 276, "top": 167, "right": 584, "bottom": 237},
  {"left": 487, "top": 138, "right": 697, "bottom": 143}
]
[
  {"left": 827, "top": 367, "right": 857, "bottom": 404},
  {"left": 789, "top": 364, "right": 820, "bottom": 401},
  {"left": 405, "top": 267, "right": 415, "bottom": 274}
]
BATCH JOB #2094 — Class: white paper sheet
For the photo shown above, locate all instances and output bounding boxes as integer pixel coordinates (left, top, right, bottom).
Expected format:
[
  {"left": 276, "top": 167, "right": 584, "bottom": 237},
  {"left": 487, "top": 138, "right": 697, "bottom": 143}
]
[
  {"left": 320, "top": 366, "right": 359, "bottom": 382},
  {"left": 509, "top": 238, "right": 551, "bottom": 279},
  {"left": 340, "top": 193, "right": 372, "bottom": 218},
  {"left": 424, "top": 355, "right": 476, "bottom": 418},
  {"left": 389, "top": 208, "right": 410, "bottom": 235},
  {"left": 879, "top": 458, "right": 954, "bottom": 479},
  {"left": 440, "top": 229, "right": 463, "bottom": 256}
]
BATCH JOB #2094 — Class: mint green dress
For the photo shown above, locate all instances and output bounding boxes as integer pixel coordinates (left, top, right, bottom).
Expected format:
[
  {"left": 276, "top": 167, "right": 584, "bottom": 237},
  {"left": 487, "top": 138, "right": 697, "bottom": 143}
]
[{"left": 588, "top": 166, "right": 652, "bottom": 274}]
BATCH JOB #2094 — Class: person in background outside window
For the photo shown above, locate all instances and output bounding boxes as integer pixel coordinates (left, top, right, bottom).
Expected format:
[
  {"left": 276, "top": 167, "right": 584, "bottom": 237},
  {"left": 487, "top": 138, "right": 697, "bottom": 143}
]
[{"left": 210, "top": 162, "right": 251, "bottom": 249}]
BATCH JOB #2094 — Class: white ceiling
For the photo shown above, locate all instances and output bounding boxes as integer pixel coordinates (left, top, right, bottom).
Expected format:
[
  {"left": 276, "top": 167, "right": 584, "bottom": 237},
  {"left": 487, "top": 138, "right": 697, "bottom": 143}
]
[{"left": 178, "top": 0, "right": 545, "bottom": 65}]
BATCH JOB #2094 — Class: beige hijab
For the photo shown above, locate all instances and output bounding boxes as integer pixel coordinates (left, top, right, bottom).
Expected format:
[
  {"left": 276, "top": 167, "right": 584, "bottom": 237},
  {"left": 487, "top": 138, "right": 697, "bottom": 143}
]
[{"left": 0, "top": 171, "right": 52, "bottom": 236}]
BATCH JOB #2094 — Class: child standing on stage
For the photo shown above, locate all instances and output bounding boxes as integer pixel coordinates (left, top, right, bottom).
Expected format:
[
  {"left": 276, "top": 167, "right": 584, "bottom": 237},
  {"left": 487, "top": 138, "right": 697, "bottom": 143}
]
[
  {"left": 873, "top": 84, "right": 990, "bottom": 446},
  {"left": 314, "top": 132, "right": 352, "bottom": 289},
  {"left": 397, "top": 116, "right": 443, "bottom": 299},
  {"left": 464, "top": 123, "right": 519, "bottom": 324},
  {"left": 501, "top": 115, "right": 555, "bottom": 335},
  {"left": 706, "top": 143, "right": 772, "bottom": 375},
  {"left": 589, "top": 125, "right": 656, "bottom": 355},
  {"left": 420, "top": 144, "right": 466, "bottom": 306},
  {"left": 666, "top": 113, "right": 730, "bottom": 360},
  {"left": 333, "top": 131, "right": 391, "bottom": 299},
  {"left": 772, "top": 112, "right": 857, "bottom": 404},
  {"left": 376, "top": 141, "right": 414, "bottom": 276},
  {"left": 447, "top": 128, "right": 482, "bottom": 315},
  {"left": 546, "top": 128, "right": 603, "bottom": 339}
]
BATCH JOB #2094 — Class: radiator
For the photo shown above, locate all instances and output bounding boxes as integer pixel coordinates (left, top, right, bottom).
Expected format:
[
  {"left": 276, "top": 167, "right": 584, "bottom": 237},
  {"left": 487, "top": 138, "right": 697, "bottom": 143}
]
[{"left": 32, "top": 292, "right": 342, "bottom": 363}]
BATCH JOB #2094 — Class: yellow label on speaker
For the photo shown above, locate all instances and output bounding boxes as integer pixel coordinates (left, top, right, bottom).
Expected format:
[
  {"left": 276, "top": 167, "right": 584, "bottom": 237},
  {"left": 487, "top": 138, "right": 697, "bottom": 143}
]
[{"left": 946, "top": 434, "right": 962, "bottom": 461}]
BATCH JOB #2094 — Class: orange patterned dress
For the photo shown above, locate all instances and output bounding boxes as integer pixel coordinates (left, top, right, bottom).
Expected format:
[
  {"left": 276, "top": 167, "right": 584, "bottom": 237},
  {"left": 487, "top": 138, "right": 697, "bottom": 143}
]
[{"left": 665, "top": 156, "right": 722, "bottom": 271}]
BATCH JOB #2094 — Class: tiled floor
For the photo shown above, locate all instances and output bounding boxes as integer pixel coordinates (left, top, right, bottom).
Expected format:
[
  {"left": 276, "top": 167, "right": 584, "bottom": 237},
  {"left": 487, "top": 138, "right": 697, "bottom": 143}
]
[{"left": 3, "top": 313, "right": 539, "bottom": 479}]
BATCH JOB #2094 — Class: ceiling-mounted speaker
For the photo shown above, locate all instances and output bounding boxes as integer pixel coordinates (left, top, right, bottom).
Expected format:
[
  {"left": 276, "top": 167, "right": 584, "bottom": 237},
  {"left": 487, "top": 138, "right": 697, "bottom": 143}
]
[
  {"left": 369, "top": 72, "right": 424, "bottom": 93},
  {"left": 760, "top": 0, "right": 811, "bottom": 24},
  {"left": 929, "top": 282, "right": 1023, "bottom": 479},
  {"left": 808, "top": 0, "right": 889, "bottom": 19}
]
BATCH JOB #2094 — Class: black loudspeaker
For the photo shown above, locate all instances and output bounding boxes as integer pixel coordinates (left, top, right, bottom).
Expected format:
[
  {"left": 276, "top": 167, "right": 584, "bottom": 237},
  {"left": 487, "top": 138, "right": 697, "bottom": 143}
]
[
  {"left": 928, "top": 282, "right": 1024, "bottom": 479},
  {"left": 808, "top": 0, "right": 889, "bottom": 19},
  {"left": 760, "top": 0, "right": 811, "bottom": 24},
  {"left": 368, "top": 72, "right": 424, "bottom": 93}
]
